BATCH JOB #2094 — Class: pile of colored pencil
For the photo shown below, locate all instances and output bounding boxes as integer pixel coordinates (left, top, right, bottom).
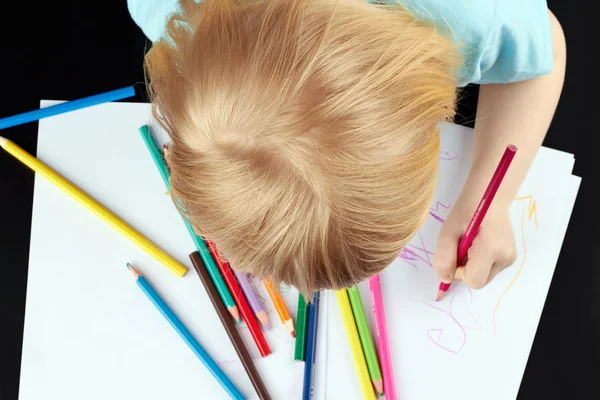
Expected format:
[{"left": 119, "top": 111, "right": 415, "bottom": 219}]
[
  {"left": 292, "top": 292, "right": 321, "bottom": 400},
  {"left": 139, "top": 125, "right": 307, "bottom": 398},
  {"left": 0, "top": 89, "right": 407, "bottom": 400},
  {"left": 335, "top": 281, "right": 397, "bottom": 400}
]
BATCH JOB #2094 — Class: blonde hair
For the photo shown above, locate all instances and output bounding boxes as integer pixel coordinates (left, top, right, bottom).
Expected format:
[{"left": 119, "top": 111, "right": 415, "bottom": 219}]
[{"left": 146, "top": 0, "right": 458, "bottom": 297}]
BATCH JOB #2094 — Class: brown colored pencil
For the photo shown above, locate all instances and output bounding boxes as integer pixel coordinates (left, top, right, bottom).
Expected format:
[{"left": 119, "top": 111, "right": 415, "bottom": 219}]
[{"left": 190, "top": 252, "right": 272, "bottom": 400}]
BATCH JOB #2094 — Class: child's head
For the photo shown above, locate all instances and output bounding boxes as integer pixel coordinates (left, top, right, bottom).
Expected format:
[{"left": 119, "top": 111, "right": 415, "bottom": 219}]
[{"left": 146, "top": 0, "right": 458, "bottom": 297}]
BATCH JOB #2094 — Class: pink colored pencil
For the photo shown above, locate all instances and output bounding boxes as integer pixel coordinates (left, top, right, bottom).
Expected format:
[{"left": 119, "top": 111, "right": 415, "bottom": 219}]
[
  {"left": 369, "top": 274, "right": 397, "bottom": 400},
  {"left": 437, "top": 145, "right": 518, "bottom": 301}
]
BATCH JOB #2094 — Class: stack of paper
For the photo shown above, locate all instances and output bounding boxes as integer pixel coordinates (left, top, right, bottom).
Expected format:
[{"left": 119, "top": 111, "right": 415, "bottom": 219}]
[
  {"left": 325, "top": 123, "right": 580, "bottom": 400},
  {"left": 19, "top": 102, "right": 328, "bottom": 400},
  {"left": 18, "top": 101, "right": 579, "bottom": 400}
]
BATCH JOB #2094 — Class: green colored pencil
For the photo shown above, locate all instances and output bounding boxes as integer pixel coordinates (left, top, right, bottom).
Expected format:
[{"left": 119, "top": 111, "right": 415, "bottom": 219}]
[
  {"left": 294, "top": 293, "right": 309, "bottom": 361},
  {"left": 138, "top": 125, "right": 170, "bottom": 188},
  {"left": 347, "top": 285, "right": 383, "bottom": 395},
  {"left": 138, "top": 125, "right": 241, "bottom": 323}
]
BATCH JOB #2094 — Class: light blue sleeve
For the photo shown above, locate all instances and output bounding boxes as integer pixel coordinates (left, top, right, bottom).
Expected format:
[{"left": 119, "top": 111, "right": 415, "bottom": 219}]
[
  {"left": 128, "top": 0, "right": 553, "bottom": 86},
  {"left": 399, "top": 0, "right": 554, "bottom": 86},
  {"left": 127, "top": 0, "right": 181, "bottom": 42}
]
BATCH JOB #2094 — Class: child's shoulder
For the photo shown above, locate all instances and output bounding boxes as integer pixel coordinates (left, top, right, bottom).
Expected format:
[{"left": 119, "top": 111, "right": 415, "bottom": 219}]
[
  {"left": 128, "top": 0, "right": 554, "bottom": 87},
  {"left": 399, "top": 0, "right": 553, "bottom": 86},
  {"left": 127, "top": 0, "right": 180, "bottom": 43}
]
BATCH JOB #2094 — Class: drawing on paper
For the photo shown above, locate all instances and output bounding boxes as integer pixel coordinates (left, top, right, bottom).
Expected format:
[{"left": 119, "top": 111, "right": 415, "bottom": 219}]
[
  {"left": 429, "top": 201, "right": 451, "bottom": 223},
  {"left": 492, "top": 196, "right": 538, "bottom": 335},
  {"left": 415, "top": 288, "right": 481, "bottom": 354},
  {"left": 401, "top": 195, "right": 539, "bottom": 352},
  {"left": 440, "top": 150, "right": 458, "bottom": 161},
  {"left": 399, "top": 233, "right": 436, "bottom": 269}
]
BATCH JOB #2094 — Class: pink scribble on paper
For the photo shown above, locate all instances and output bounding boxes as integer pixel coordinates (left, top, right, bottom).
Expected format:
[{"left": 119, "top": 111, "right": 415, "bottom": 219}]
[
  {"left": 440, "top": 150, "right": 458, "bottom": 161},
  {"left": 416, "top": 288, "right": 481, "bottom": 354},
  {"left": 429, "top": 201, "right": 451, "bottom": 223},
  {"left": 399, "top": 233, "right": 435, "bottom": 268}
]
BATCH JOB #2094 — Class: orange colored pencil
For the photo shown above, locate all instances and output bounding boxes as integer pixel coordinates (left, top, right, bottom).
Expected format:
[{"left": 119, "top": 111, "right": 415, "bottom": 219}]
[{"left": 263, "top": 278, "right": 295, "bottom": 338}]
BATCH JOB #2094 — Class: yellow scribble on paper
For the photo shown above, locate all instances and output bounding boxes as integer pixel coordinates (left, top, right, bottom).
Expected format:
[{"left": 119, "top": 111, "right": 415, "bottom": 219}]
[
  {"left": 515, "top": 195, "right": 539, "bottom": 230},
  {"left": 492, "top": 196, "right": 538, "bottom": 335}
]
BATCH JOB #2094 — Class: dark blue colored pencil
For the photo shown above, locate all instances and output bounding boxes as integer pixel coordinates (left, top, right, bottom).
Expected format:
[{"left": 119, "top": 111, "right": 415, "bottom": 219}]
[{"left": 302, "top": 292, "right": 320, "bottom": 400}]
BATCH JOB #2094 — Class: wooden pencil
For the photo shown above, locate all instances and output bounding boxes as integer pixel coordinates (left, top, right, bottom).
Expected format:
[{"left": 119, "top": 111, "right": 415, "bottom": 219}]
[
  {"left": 0, "top": 86, "right": 134, "bottom": 130},
  {"left": 263, "top": 277, "right": 295, "bottom": 338},
  {"left": 234, "top": 271, "right": 270, "bottom": 330},
  {"left": 190, "top": 252, "right": 272, "bottom": 400},
  {"left": 137, "top": 127, "right": 240, "bottom": 322},
  {"left": 206, "top": 241, "right": 271, "bottom": 357},
  {"left": 335, "top": 290, "right": 376, "bottom": 400},
  {"left": 347, "top": 285, "right": 383, "bottom": 395},
  {"left": 294, "top": 294, "right": 309, "bottom": 361},
  {"left": 369, "top": 274, "right": 397, "bottom": 400},
  {"left": 302, "top": 292, "right": 320, "bottom": 400},
  {"left": 0, "top": 136, "right": 187, "bottom": 277},
  {"left": 437, "top": 145, "right": 517, "bottom": 301},
  {"left": 126, "top": 263, "right": 243, "bottom": 400}
]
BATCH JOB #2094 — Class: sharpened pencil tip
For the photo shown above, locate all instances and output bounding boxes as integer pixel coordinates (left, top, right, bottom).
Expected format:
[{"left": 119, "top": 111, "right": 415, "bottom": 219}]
[
  {"left": 0, "top": 137, "right": 7, "bottom": 147},
  {"left": 228, "top": 306, "right": 241, "bottom": 323},
  {"left": 126, "top": 263, "right": 140, "bottom": 279},
  {"left": 436, "top": 289, "right": 445, "bottom": 302},
  {"left": 256, "top": 311, "right": 270, "bottom": 331},
  {"left": 373, "top": 380, "right": 384, "bottom": 395}
]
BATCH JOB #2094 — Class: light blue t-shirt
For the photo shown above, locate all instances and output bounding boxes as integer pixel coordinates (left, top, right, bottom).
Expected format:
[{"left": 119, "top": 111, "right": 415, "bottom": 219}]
[{"left": 128, "top": 0, "right": 553, "bottom": 87}]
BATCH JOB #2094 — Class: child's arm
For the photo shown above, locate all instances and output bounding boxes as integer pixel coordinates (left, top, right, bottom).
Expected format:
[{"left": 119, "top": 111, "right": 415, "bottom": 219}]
[{"left": 434, "top": 11, "right": 566, "bottom": 289}]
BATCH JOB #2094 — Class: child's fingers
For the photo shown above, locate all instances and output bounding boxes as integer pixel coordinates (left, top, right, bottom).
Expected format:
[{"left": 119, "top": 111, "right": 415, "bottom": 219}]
[
  {"left": 485, "top": 249, "right": 518, "bottom": 284},
  {"left": 456, "top": 247, "right": 495, "bottom": 289},
  {"left": 486, "top": 262, "right": 509, "bottom": 284},
  {"left": 433, "top": 231, "right": 460, "bottom": 283}
]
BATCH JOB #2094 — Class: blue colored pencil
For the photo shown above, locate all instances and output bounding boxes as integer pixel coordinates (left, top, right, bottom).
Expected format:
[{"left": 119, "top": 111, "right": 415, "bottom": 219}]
[
  {"left": 302, "top": 292, "right": 321, "bottom": 400},
  {"left": 0, "top": 86, "right": 135, "bottom": 130},
  {"left": 126, "top": 263, "right": 245, "bottom": 400}
]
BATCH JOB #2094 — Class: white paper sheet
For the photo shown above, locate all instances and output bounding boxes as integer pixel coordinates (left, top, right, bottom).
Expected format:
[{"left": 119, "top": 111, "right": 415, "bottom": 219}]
[
  {"left": 19, "top": 101, "right": 328, "bottom": 400},
  {"left": 326, "top": 123, "right": 580, "bottom": 400}
]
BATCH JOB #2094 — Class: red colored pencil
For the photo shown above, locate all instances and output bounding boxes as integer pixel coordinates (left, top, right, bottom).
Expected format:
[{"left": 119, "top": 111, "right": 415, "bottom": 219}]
[
  {"left": 436, "top": 145, "right": 518, "bottom": 301},
  {"left": 206, "top": 240, "right": 272, "bottom": 357}
]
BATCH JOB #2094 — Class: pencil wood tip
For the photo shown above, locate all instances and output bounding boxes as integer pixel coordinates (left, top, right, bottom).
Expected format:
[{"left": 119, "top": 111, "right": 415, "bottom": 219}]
[
  {"left": 126, "top": 263, "right": 140, "bottom": 279},
  {"left": 284, "top": 319, "right": 295, "bottom": 337},
  {"left": 256, "top": 311, "right": 270, "bottom": 330},
  {"left": 373, "top": 380, "right": 384, "bottom": 395},
  {"left": 228, "top": 306, "right": 241, "bottom": 323},
  {"left": 0, "top": 137, "right": 7, "bottom": 147},
  {"left": 436, "top": 290, "right": 445, "bottom": 302}
]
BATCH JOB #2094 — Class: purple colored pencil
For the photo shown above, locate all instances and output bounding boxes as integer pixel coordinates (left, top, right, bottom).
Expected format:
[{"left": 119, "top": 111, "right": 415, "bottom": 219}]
[{"left": 234, "top": 271, "right": 271, "bottom": 330}]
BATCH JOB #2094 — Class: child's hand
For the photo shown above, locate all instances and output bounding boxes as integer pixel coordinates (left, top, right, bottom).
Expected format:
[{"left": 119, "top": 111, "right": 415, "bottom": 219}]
[{"left": 434, "top": 201, "right": 517, "bottom": 289}]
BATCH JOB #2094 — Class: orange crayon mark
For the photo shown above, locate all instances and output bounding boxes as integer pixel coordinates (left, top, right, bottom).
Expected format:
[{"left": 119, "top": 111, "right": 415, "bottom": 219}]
[{"left": 492, "top": 196, "right": 538, "bottom": 336}]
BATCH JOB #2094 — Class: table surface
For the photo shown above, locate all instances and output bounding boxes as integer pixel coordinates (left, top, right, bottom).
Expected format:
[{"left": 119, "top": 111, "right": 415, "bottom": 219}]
[{"left": 0, "top": 1, "right": 597, "bottom": 399}]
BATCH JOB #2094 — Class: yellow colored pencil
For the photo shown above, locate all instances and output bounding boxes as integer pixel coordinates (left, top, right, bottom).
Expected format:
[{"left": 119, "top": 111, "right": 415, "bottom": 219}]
[
  {"left": 0, "top": 137, "right": 187, "bottom": 277},
  {"left": 335, "top": 290, "right": 377, "bottom": 400}
]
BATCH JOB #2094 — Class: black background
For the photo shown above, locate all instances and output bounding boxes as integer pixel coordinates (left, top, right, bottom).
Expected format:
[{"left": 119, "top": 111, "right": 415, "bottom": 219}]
[{"left": 0, "top": 1, "right": 597, "bottom": 399}]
